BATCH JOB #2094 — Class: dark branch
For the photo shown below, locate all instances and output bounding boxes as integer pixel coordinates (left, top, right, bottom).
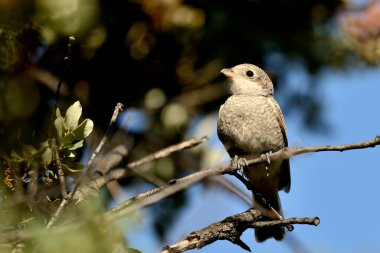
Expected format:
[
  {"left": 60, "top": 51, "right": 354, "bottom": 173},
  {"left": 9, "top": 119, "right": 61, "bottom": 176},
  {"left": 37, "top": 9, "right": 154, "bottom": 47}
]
[{"left": 158, "top": 208, "right": 319, "bottom": 253}]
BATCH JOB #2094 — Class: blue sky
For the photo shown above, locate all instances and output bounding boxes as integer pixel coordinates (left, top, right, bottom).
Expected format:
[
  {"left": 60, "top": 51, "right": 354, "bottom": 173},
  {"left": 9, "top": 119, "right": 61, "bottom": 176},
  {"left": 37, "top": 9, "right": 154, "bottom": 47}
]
[{"left": 121, "top": 62, "right": 380, "bottom": 253}]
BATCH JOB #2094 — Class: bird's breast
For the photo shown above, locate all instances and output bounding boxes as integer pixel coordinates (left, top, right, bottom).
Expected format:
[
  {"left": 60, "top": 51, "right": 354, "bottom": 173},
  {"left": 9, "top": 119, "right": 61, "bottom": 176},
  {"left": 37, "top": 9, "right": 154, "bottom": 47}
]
[{"left": 217, "top": 95, "right": 285, "bottom": 156}]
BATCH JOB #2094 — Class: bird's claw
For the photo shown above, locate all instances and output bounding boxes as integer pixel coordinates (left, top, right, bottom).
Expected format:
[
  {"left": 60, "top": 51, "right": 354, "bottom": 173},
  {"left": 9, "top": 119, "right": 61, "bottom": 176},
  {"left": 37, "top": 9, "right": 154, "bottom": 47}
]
[
  {"left": 261, "top": 151, "right": 272, "bottom": 176},
  {"left": 232, "top": 155, "right": 248, "bottom": 174}
]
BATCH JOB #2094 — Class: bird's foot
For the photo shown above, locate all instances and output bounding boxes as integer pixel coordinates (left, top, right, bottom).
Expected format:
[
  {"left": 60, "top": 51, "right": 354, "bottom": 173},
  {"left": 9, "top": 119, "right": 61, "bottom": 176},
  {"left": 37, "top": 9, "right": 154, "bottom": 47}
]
[
  {"left": 261, "top": 151, "right": 272, "bottom": 176},
  {"left": 232, "top": 155, "right": 248, "bottom": 174},
  {"left": 230, "top": 156, "right": 252, "bottom": 191}
]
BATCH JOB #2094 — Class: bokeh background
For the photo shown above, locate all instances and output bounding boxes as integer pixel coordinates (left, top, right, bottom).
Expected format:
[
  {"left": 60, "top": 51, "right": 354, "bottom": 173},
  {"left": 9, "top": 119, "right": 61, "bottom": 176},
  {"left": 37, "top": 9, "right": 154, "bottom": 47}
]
[{"left": 1, "top": 0, "right": 380, "bottom": 252}]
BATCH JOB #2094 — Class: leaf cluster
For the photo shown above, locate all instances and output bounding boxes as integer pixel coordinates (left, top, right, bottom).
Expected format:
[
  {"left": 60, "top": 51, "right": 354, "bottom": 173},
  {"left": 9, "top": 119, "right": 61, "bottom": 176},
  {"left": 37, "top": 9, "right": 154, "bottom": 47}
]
[{"left": 0, "top": 101, "right": 93, "bottom": 191}]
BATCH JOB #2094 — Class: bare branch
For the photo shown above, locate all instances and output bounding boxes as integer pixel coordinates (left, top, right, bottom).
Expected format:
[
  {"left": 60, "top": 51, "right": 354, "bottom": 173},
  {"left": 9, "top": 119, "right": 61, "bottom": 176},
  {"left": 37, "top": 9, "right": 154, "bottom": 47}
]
[
  {"left": 85, "top": 103, "right": 125, "bottom": 172},
  {"left": 104, "top": 135, "right": 380, "bottom": 222},
  {"left": 158, "top": 208, "right": 319, "bottom": 253}
]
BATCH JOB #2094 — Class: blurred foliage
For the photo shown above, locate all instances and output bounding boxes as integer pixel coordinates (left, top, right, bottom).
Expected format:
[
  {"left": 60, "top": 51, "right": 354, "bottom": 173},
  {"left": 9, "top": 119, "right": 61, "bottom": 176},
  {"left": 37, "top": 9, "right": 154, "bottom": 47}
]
[{"left": 1, "top": 0, "right": 380, "bottom": 251}]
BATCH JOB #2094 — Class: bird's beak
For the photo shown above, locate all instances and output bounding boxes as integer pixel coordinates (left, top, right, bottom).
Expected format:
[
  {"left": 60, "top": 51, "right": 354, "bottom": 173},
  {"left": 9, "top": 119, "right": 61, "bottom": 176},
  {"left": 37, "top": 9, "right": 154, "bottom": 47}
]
[{"left": 220, "top": 68, "right": 235, "bottom": 78}]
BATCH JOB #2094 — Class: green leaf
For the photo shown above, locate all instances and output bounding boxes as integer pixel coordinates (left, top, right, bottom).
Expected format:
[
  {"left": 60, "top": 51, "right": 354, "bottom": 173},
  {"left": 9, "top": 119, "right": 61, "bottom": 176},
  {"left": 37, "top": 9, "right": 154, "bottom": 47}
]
[
  {"left": 56, "top": 107, "right": 61, "bottom": 118},
  {"left": 127, "top": 248, "right": 143, "bottom": 253},
  {"left": 40, "top": 139, "right": 49, "bottom": 147},
  {"left": 61, "top": 162, "right": 83, "bottom": 173},
  {"left": 54, "top": 115, "right": 65, "bottom": 140},
  {"left": 72, "top": 118, "right": 94, "bottom": 139},
  {"left": 10, "top": 150, "right": 22, "bottom": 160},
  {"left": 62, "top": 132, "right": 76, "bottom": 145},
  {"left": 29, "top": 146, "right": 48, "bottom": 160},
  {"left": 41, "top": 147, "right": 52, "bottom": 168},
  {"left": 64, "top": 101, "right": 82, "bottom": 131},
  {"left": 68, "top": 140, "right": 84, "bottom": 150},
  {"left": 22, "top": 144, "right": 37, "bottom": 158},
  {"left": 61, "top": 119, "right": 93, "bottom": 145}
]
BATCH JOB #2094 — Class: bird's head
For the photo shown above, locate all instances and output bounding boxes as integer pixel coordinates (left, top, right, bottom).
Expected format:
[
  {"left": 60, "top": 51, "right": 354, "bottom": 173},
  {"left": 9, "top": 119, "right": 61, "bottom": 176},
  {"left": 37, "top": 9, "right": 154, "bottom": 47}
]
[{"left": 221, "top": 63, "right": 274, "bottom": 96}]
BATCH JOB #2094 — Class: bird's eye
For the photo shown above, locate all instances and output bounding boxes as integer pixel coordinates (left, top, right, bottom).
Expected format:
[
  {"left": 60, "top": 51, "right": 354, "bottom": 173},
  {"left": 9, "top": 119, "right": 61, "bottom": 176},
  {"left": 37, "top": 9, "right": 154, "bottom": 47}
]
[{"left": 246, "top": 70, "right": 254, "bottom": 77}]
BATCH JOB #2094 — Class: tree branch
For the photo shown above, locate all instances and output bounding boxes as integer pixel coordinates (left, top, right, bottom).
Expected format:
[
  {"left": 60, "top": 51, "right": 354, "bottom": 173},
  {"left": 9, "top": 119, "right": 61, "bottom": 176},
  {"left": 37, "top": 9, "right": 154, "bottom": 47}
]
[
  {"left": 158, "top": 208, "right": 320, "bottom": 253},
  {"left": 252, "top": 135, "right": 380, "bottom": 167},
  {"left": 74, "top": 136, "right": 208, "bottom": 199},
  {"left": 104, "top": 135, "right": 380, "bottom": 222}
]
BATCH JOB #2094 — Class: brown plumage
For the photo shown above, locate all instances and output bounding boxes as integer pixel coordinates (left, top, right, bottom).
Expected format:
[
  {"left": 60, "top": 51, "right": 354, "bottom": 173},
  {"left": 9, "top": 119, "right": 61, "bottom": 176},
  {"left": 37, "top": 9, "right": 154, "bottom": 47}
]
[{"left": 217, "top": 63, "right": 291, "bottom": 242}]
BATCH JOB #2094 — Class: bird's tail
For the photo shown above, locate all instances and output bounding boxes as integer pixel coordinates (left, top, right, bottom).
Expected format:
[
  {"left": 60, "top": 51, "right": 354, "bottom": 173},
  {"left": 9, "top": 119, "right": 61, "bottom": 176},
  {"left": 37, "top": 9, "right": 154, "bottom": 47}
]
[{"left": 253, "top": 191, "right": 285, "bottom": 242}]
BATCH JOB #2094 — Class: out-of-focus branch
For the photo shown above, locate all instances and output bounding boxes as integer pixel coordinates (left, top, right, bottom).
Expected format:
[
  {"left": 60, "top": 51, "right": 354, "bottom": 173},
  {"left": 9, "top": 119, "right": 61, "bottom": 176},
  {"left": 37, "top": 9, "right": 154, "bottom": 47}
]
[
  {"left": 51, "top": 138, "right": 67, "bottom": 198},
  {"left": 74, "top": 136, "right": 208, "bottom": 199}
]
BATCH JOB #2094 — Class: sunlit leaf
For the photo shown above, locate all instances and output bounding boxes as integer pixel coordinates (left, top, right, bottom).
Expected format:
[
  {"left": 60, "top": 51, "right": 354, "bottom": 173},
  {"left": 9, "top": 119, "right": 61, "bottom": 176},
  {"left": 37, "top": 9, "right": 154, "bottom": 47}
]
[
  {"left": 54, "top": 115, "right": 65, "bottom": 140},
  {"left": 64, "top": 101, "right": 82, "bottom": 131},
  {"left": 41, "top": 147, "right": 52, "bottom": 168},
  {"left": 68, "top": 140, "right": 84, "bottom": 150},
  {"left": 61, "top": 119, "right": 93, "bottom": 145},
  {"left": 56, "top": 107, "right": 61, "bottom": 118},
  {"left": 72, "top": 118, "right": 94, "bottom": 139}
]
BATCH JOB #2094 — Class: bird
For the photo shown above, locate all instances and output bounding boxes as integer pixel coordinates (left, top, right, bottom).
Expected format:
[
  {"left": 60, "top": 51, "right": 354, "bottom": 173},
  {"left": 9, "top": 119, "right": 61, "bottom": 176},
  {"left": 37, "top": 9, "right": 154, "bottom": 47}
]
[{"left": 217, "top": 63, "right": 291, "bottom": 242}]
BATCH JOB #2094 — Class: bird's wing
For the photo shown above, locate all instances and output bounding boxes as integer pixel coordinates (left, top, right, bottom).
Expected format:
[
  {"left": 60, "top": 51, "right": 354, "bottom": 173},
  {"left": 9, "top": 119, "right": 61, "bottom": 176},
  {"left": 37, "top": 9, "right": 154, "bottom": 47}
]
[
  {"left": 267, "top": 97, "right": 287, "bottom": 146},
  {"left": 267, "top": 97, "right": 291, "bottom": 192}
]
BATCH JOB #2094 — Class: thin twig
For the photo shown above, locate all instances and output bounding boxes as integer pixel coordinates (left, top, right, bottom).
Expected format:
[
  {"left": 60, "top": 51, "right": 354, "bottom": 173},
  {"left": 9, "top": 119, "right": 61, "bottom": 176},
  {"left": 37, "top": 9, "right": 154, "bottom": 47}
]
[
  {"left": 49, "top": 36, "right": 75, "bottom": 138},
  {"left": 246, "top": 135, "right": 380, "bottom": 167},
  {"left": 128, "top": 136, "right": 209, "bottom": 169},
  {"left": 55, "top": 36, "right": 75, "bottom": 104},
  {"left": 85, "top": 103, "right": 124, "bottom": 173},
  {"left": 103, "top": 164, "right": 227, "bottom": 221},
  {"left": 51, "top": 138, "right": 67, "bottom": 198},
  {"left": 125, "top": 136, "right": 208, "bottom": 185},
  {"left": 209, "top": 176, "right": 252, "bottom": 205},
  {"left": 158, "top": 208, "right": 319, "bottom": 253},
  {"left": 132, "top": 169, "right": 166, "bottom": 186},
  {"left": 74, "top": 136, "right": 208, "bottom": 199},
  {"left": 46, "top": 103, "right": 124, "bottom": 229}
]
